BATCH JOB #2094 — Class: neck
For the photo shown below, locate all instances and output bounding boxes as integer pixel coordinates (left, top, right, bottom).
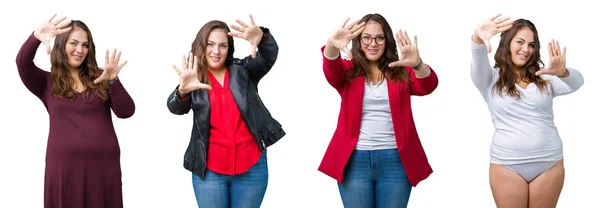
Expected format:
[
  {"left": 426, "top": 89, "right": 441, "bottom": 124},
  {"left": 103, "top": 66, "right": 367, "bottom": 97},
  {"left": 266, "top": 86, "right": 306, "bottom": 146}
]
[
  {"left": 68, "top": 67, "right": 79, "bottom": 79},
  {"left": 208, "top": 67, "right": 226, "bottom": 75}
]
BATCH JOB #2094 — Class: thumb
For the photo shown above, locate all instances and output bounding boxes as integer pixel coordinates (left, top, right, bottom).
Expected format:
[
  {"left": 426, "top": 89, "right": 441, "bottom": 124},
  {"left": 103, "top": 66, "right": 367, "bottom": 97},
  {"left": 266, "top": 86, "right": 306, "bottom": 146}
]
[
  {"left": 535, "top": 69, "right": 548, "bottom": 76},
  {"left": 484, "top": 40, "right": 492, "bottom": 53},
  {"left": 93, "top": 77, "right": 102, "bottom": 84}
]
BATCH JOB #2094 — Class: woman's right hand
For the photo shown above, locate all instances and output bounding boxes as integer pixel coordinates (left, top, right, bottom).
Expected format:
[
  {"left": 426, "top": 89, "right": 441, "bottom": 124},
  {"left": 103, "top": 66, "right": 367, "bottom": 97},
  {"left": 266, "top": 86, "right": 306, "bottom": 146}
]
[
  {"left": 473, "top": 13, "right": 514, "bottom": 53},
  {"left": 34, "top": 13, "right": 72, "bottom": 54},
  {"left": 173, "top": 52, "right": 212, "bottom": 96},
  {"left": 326, "top": 18, "right": 365, "bottom": 59}
]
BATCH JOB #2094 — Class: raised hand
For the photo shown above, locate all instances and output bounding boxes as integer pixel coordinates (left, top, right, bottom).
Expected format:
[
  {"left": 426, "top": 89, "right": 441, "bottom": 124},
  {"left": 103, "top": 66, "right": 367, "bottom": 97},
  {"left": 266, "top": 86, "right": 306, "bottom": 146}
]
[
  {"left": 173, "top": 52, "right": 212, "bottom": 95},
  {"left": 228, "top": 14, "right": 263, "bottom": 59},
  {"left": 327, "top": 18, "right": 366, "bottom": 59},
  {"left": 389, "top": 29, "right": 420, "bottom": 68},
  {"left": 94, "top": 49, "right": 128, "bottom": 84},
  {"left": 474, "top": 13, "right": 514, "bottom": 53},
  {"left": 35, "top": 13, "right": 73, "bottom": 54},
  {"left": 536, "top": 40, "right": 568, "bottom": 77}
]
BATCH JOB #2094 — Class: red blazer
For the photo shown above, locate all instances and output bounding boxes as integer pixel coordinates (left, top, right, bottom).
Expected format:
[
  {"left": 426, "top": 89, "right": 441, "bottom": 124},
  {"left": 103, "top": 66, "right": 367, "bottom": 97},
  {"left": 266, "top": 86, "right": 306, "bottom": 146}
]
[{"left": 318, "top": 46, "right": 439, "bottom": 187}]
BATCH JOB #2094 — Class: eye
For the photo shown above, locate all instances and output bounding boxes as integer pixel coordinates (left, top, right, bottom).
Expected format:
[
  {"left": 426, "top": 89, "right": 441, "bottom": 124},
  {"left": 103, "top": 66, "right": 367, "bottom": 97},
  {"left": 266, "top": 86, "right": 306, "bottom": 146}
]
[
  {"left": 362, "top": 36, "right": 371, "bottom": 41},
  {"left": 528, "top": 43, "right": 535, "bottom": 48},
  {"left": 376, "top": 36, "right": 385, "bottom": 41},
  {"left": 83, "top": 43, "right": 89, "bottom": 48},
  {"left": 220, "top": 45, "right": 227, "bottom": 48},
  {"left": 207, "top": 43, "right": 214, "bottom": 46},
  {"left": 70, "top": 42, "right": 77, "bottom": 45}
]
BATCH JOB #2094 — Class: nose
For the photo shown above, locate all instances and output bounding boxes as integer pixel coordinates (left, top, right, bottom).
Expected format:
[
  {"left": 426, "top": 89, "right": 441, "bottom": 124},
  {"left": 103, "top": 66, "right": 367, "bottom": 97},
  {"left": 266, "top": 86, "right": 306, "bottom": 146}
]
[
  {"left": 369, "top": 38, "right": 377, "bottom": 47},
  {"left": 75, "top": 44, "right": 83, "bottom": 53},
  {"left": 211, "top": 46, "right": 220, "bottom": 55}
]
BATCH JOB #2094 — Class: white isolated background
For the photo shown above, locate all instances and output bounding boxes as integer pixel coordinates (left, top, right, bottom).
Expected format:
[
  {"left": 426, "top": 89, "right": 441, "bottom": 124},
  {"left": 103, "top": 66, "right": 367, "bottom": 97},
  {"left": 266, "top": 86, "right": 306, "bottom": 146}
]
[{"left": 0, "top": 0, "right": 597, "bottom": 207}]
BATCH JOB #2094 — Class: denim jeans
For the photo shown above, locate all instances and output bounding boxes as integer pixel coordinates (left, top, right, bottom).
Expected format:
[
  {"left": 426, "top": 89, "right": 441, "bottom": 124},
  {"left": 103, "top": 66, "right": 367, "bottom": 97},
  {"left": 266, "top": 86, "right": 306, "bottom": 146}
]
[
  {"left": 192, "top": 152, "right": 268, "bottom": 208},
  {"left": 337, "top": 149, "right": 412, "bottom": 208}
]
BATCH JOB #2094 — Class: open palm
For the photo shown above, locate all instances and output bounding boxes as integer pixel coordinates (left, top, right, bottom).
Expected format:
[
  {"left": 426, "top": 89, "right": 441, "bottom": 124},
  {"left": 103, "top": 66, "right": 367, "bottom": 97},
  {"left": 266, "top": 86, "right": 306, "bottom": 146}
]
[
  {"left": 475, "top": 13, "right": 514, "bottom": 53},
  {"left": 389, "top": 29, "right": 420, "bottom": 68},
  {"left": 328, "top": 18, "right": 365, "bottom": 59},
  {"left": 173, "top": 52, "right": 211, "bottom": 95},
  {"left": 35, "top": 13, "right": 72, "bottom": 54}
]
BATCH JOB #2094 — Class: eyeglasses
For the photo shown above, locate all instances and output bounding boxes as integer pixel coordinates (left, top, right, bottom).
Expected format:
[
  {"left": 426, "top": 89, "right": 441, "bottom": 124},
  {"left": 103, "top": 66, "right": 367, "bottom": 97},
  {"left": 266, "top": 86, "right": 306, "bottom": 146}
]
[{"left": 361, "top": 35, "right": 386, "bottom": 45}]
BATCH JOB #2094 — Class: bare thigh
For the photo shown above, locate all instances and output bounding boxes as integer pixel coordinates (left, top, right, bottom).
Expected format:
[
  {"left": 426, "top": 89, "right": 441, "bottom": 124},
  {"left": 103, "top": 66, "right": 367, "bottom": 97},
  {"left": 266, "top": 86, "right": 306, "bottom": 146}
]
[
  {"left": 528, "top": 160, "right": 565, "bottom": 208},
  {"left": 489, "top": 163, "right": 529, "bottom": 208}
]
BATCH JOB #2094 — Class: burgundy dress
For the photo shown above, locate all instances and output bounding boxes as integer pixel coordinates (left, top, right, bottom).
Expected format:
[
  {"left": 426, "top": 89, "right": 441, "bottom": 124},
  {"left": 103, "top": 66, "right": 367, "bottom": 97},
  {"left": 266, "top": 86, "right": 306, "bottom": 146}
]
[{"left": 16, "top": 33, "right": 135, "bottom": 208}]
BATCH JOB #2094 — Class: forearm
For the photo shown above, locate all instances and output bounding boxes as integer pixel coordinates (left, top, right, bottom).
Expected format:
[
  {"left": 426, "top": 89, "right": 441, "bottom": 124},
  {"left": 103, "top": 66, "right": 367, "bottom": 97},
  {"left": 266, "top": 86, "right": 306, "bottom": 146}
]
[{"left": 108, "top": 79, "right": 135, "bottom": 118}]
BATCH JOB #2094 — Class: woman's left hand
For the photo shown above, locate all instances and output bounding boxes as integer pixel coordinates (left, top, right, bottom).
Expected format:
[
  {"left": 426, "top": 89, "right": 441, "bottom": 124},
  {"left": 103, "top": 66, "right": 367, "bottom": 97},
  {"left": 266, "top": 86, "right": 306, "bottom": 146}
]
[
  {"left": 536, "top": 39, "right": 569, "bottom": 77},
  {"left": 95, "top": 49, "right": 128, "bottom": 84},
  {"left": 228, "top": 14, "right": 263, "bottom": 59},
  {"left": 389, "top": 29, "right": 421, "bottom": 68}
]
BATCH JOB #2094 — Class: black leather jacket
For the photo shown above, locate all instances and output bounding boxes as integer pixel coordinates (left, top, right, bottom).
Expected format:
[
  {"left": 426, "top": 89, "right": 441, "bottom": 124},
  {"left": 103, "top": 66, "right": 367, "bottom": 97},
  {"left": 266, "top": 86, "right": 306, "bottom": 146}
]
[{"left": 166, "top": 27, "right": 285, "bottom": 179}]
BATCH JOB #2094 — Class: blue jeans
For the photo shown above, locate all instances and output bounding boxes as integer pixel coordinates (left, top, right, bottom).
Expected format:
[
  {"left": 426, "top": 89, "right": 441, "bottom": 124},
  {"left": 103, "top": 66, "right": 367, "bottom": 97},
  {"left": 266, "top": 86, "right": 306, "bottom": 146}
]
[
  {"left": 192, "top": 152, "right": 268, "bottom": 208},
  {"left": 338, "top": 149, "right": 412, "bottom": 208}
]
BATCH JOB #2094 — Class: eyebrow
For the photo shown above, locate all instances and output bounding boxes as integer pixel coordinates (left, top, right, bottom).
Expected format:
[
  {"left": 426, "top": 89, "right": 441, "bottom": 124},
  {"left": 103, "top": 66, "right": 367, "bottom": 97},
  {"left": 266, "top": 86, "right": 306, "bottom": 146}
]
[
  {"left": 517, "top": 38, "right": 534, "bottom": 43},
  {"left": 362, "top": 33, "right": 384, "bottom": 36},
  {"left": 208, "top": 40, "right": 228, "bottom": 45},
  {"left": 69, "top": 39, "right": 88, "bottom": 43}
]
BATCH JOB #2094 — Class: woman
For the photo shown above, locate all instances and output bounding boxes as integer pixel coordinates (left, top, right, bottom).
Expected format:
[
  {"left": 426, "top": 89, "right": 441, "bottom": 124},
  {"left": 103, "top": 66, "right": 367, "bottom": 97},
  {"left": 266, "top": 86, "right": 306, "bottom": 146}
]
[
  {"left": 470, "top": 14, "right": 584, "bottom": 208},
  {"left": 166, "top": 14, "right": 285, "bottom": 208},
  {"left": 16, "top": 14, "right": 135, "bottom": 207},
  {"left": 319, "top": 13, "right": 439, "bottom": 208}
]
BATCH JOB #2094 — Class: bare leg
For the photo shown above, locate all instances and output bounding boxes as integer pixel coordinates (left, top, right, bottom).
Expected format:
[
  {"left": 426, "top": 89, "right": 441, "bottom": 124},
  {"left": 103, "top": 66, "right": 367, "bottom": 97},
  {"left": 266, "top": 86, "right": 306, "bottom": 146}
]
[{"left": 489, "top": 163, "right": 528, "bottom": 208}]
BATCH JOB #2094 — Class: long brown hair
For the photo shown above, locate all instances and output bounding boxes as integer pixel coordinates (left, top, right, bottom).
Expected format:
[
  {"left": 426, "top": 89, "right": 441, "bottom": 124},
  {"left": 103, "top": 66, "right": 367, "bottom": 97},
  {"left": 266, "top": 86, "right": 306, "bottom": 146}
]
[
  {"left": 190, "top": 20, "right": 235, "bottom": 86},
  {"left": 493, "top": 19, "right": 548, "bottom": 98},
  {"left": 50, "top": 20, "right": 107, "bottom": 101},
  {"left": 348, "top": 13, "right": 410, "bottom": 83}
]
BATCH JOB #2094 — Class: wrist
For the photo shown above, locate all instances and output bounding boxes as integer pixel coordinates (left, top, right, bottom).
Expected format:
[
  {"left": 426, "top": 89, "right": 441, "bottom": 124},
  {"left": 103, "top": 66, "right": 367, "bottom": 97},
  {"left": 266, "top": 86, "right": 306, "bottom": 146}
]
[
  {"left": 558, "top": 68, "right": 570, "bottom": 78},
  {"left": 108, "top": 76, "right": 119, "bottom": 85},
  {"left": 413, "top": 58, "right": 423, "bottom": 70}
]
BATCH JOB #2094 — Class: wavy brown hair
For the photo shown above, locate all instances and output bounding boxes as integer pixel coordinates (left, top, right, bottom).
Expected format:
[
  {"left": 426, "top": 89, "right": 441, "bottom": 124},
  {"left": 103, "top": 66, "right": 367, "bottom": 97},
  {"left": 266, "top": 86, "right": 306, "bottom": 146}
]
[
  {"left": 348, "top": 13, "right": 410, "bottom": 84},
  {"left": 191, "top": 20, "right": 235, "bottom": 86},
  {"left": 50, "top": 20, "right": 107, "bottom": 101},
  {"left": 493, "top": 19, "right": 548, "bottom": 98}
]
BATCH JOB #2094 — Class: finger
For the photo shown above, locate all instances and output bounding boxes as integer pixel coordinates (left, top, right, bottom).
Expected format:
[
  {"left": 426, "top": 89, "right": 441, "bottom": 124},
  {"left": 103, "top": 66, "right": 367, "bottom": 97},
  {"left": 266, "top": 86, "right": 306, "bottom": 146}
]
[
  {"left": 497, "top": 19, "right": 514, "bottom": 31},
  {"left": 93, "top": 77, "right": 103, "bottom": 84},
  {"left": 248, "top": 14, "right": 256, "bottom": 25},
  {"left": 182, "top": 54, "right": 188, "bottom": 70},
  {"left": 403, "top": 30, "right": 411, "bottom": 45},
  {"left": 113, "top": 61, "right": 127, "bottom": 76},
  {"left": 236, "top": 19, "right": 249, "bottom": 28},
  {"left": 51, "top": 16, "right": 67, "bottom": 25},
  {"left": 188, "top": 52, "right": 193, "bottom": 70},
  {"left": 414, "top": 35, "right": 418, "bottom": 48},
  {"left": 555, "top": 40, "right": 561, "bottom": 56},
  {"left": 339, "top": 17, "right": 350, "bottom": 28},
  {"left": 251, "top": 45, "right": 257, "bottom": 59},
  {"left": 345, "top": 19, "right": 361, "bottom": 30},
  {"left": 56, "top": 20, "right": 72, "bottom": 29},
  {"left": 489, "top": 13, "right": 502, "bottom": 21},
  {"left": 172, "top": 64, "right": 182, "bottom": 75},
  {"left": 396, "top": 32, "right": 405, "bottom": 47},
  {"left": 484, "top": 40, "right": 492, "bottom": 53},
  {"left": 47, "top": 13, "right": 58, "bottom": 22},
  {"left": 115, "top": 50, "right": 122, "bottom": 64},
  {"left": 388, "top": 61, "right": 402, "bottom": 68},
  {"left": 493, "top": 16, "right": 510, "bottom": 24},
  {"left": 193, "top": 56, "right": 198, "bottom": 71},
  {"left": 230, "top": 24, "right": 245, "bottom": 33},
  {"left": 117, "top": 60, "right": 128, "bottom": 69},
  {"left": 350, "top": 22, "right": 366, "bottom": 34},
  {"left": 497, "top": 24, "right": 513, "bottom": 33},
  {"left": 535, "top": 69, "right": 550, "bottom": 76},
  {"left": 197, "top": 83, "right": 213, "bottom": 90},
  {"left": 350, "top": 25, "right": 365, "bottom": 38},
  {"left": 111, "top": 48, "right": 117, "bottom": 63},
  {"left": 105, "top": 49, "right": 110, "bottom": 65},
  {"left": 562, "top": 46, "right": 567, "bottom": 58},
  {"left": 227, "top": 32, "right": 244, "bottom": 38},
  {"left": 56, "top": 26, "right": 72, "bottom": 35}
]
